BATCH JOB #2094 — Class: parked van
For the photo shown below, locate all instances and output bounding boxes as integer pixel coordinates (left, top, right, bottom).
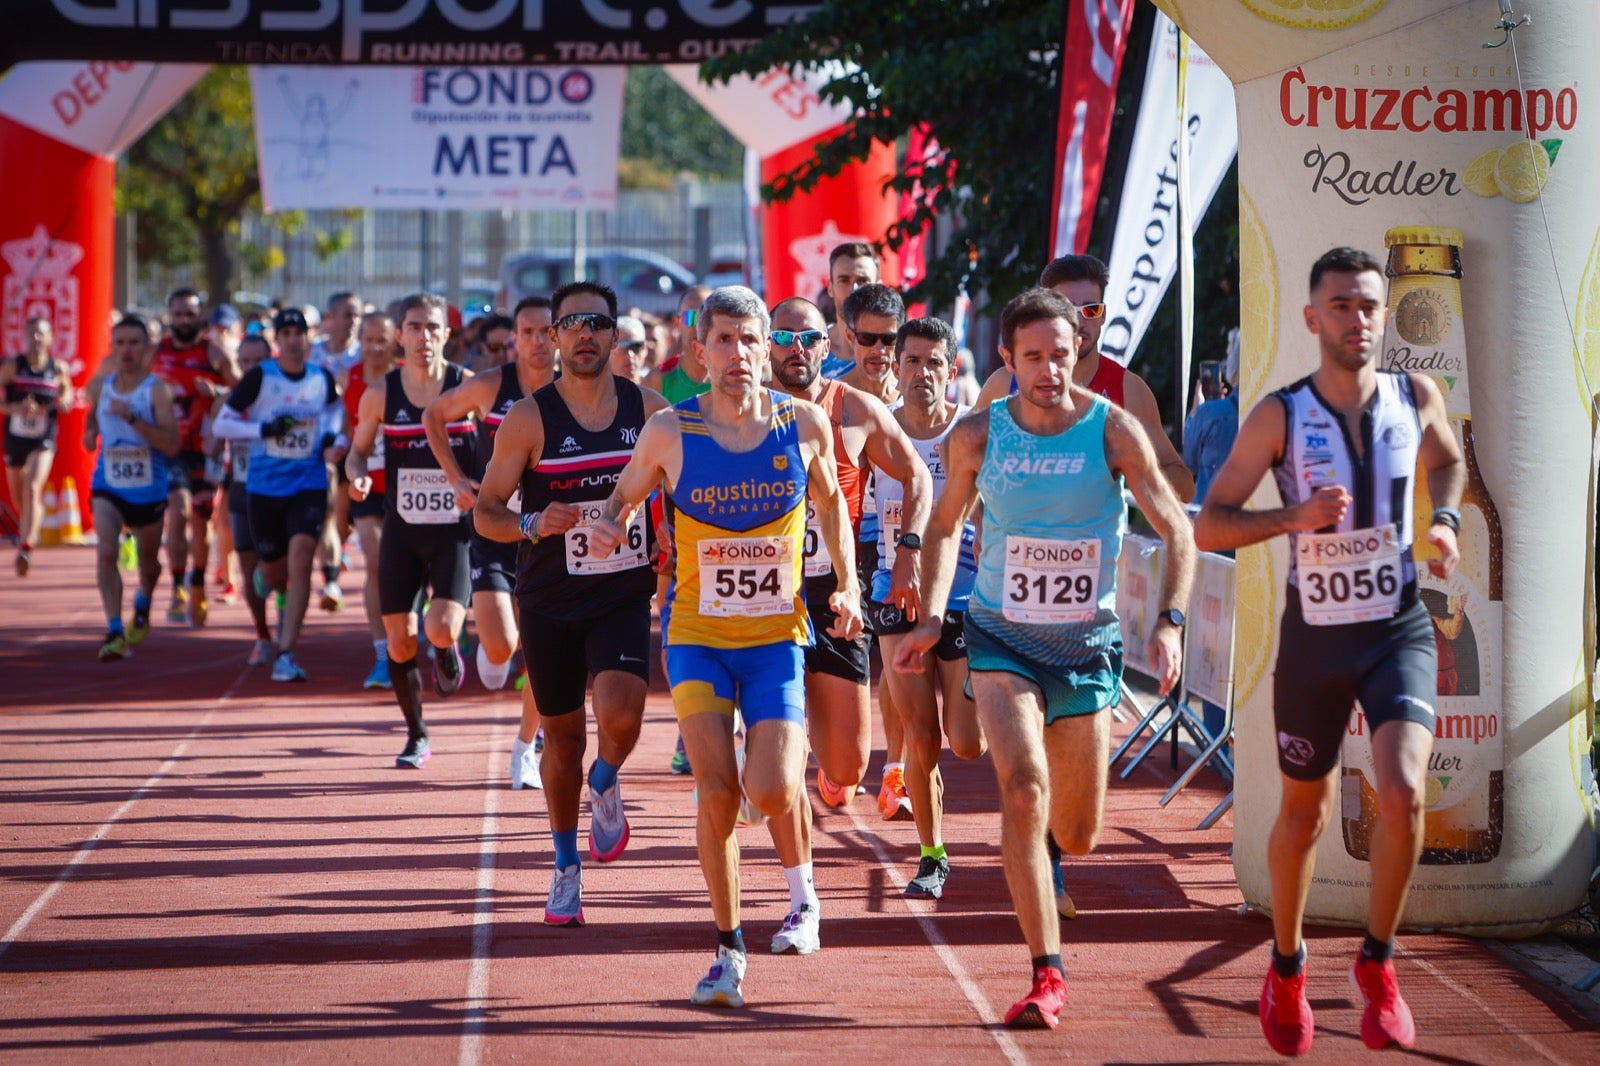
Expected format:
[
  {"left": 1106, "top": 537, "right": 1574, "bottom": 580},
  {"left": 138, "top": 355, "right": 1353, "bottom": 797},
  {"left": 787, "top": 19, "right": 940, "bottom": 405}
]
[{"left": 499, "top": 247, "right": 695, "bottom": 316}]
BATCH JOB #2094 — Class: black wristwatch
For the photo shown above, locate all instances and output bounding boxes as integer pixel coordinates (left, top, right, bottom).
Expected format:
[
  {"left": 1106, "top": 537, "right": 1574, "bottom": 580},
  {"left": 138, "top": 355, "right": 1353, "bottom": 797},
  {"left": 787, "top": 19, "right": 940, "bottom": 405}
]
[
  {"left": 1157, "top": 608, "right": 1186, "bottom": 628},
  {"left": 894, "top": 531, "right": 923, "bottom": 551}
]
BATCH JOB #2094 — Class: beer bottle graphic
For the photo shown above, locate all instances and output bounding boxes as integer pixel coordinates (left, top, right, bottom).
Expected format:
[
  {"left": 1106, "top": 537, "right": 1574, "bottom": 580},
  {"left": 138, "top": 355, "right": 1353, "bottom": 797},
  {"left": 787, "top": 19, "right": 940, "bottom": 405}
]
[{"left": 1341, "top": 225, "right": 1505, "bottom": 865}]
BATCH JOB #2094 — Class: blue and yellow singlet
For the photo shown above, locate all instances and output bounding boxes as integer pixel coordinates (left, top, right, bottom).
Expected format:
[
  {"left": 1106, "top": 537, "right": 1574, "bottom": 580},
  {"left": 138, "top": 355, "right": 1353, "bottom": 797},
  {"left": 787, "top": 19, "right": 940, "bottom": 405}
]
[{"left": 666, "top": 391, "right": 811, "bottom": 649}]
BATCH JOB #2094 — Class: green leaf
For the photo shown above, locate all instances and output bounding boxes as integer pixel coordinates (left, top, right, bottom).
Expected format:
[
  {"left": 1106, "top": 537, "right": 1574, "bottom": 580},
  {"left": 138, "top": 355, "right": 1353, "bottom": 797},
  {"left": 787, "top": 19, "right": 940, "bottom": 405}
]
[{"left": 1540, "top": 138, "right": 1562, "bottom": 164}]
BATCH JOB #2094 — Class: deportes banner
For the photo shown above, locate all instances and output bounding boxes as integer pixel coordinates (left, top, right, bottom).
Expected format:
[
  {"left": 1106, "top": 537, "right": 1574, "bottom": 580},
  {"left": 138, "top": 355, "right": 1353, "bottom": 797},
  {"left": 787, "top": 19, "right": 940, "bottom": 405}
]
[
  {"left": 251, "top": 65, "right": 623, "bottom": 211},
  {"left": 1050, "top": 0, "right": 1137, "bottom": 257},
  {"left": 1100, "top": 13, "right": 1235, "bottom": 366},
  {"left": 1158, "top": 0, "right": 1597, "bottom": 934},
  {"left": 0, "top": 62, "right": 207, "bottom": 536}
]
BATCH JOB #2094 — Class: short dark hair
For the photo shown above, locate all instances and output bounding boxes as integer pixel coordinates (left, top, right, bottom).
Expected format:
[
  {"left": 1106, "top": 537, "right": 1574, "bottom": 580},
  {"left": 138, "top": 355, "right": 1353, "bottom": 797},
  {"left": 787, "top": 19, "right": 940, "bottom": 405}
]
[
  {"left": 359, "top": 310, "right": 394, "bottom": 331},
  {"left": 166, "top": 287, "right": 201, "bottom": 307},
  {"left": 238, "top": 334, "right": 273, "bottom": 360},
  {"left": 512, "top": 295, "right": 552, "bottom": 319},
  {"left": 1000, "top": 288, "right": 1079, "bottom": 352},
  {"left": 551, "top": 280, "right": 618, "bottom": 321},
  {"left": 841, "top": 283, "right": 905, "bottom": 330},
  {"left": 895, "top": 316, "right": 957, "bottom": 361},
  {"left": 479, "top": 313, "right": 514, "bottom": 336},
  {"left": 828, "top": 242, "right": 877, "bottom": 274},
  {"left": 398, "top": 291, "right": 448, "bottom": 321},
  {"left": 1309, "top": 246, "right": 1384, "bottom": 293},
  {"left": 325, "top": 291, "right": 360, "bottom": 309},
  {"left": 1038, "top": 254, "right": 1109, "bottom": 292},
  {"left": 113, "top": 313, "right": 151, "bottom": 338}
]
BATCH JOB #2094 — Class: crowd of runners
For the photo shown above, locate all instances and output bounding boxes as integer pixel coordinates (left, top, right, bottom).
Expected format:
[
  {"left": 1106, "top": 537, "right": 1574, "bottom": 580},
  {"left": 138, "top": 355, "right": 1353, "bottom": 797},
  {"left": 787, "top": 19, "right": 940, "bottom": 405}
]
[{"left": 9, "top": 241, "right": 1465, "bottom": 1054}]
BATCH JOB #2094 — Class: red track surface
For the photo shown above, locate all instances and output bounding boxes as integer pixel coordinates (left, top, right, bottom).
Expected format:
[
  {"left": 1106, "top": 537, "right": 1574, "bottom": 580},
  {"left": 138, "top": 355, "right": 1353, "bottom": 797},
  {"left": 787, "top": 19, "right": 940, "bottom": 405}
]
[{"left": 3, "top": 544, "right": 1597, "bottom": 1063}]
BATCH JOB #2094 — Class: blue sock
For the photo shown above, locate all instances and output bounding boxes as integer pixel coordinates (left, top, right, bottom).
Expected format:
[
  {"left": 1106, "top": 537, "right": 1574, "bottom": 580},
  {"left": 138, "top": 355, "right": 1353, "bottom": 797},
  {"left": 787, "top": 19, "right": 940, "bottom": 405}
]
[
  {"left": 588, "top": 755, "right": 620, "bottom": 795},
  {"left": 107, "top": 617, "right": 125, "bottom": 635},
  {"left": 133, "top": 590, "right": 151, "bottom": 613},
  {"left": 552, "top": 828, "right": 580, "bottom": 871}
]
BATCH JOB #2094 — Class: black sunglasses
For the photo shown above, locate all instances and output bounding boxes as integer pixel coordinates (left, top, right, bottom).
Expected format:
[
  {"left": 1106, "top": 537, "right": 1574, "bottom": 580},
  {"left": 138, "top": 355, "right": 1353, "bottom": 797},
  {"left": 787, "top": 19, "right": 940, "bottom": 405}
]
[
  {"left": 851, "top": 328, "right": 897, "bottom": 349},
  {"left": 555, "top": 312, "right": 617, "bottom": 333}
]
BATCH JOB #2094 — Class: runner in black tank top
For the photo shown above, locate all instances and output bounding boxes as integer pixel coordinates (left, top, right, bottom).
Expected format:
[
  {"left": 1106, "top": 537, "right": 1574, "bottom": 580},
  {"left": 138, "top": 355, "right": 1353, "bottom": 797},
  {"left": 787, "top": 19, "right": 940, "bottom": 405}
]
[
  {"left": 345, "top": 294, "right": 476, "bottom": 770},
  {"left": 472, "top": 280, "right": 668, "bottom": 928}
]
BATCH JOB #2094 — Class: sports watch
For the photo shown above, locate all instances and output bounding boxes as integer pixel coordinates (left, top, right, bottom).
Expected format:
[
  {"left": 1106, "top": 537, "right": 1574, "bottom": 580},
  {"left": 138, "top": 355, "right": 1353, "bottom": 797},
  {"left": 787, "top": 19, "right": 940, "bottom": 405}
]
[{"left": 1157, "top": 608, "right": 1186, "bottom": 627}]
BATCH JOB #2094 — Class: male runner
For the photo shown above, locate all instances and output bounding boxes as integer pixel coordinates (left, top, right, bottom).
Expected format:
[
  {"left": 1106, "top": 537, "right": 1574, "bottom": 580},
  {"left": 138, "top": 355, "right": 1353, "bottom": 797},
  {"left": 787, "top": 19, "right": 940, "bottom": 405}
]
[
  {"left": 476, "top": 280, "right": 668, "bottom": 925},
  {"left": 588, "top": 286, "right": 861, "bottom": 1008},
  {"left": 345, "top": 312, "right": 400, "bottom": 689},
  {"left": 764, "top": 295, "right": 929, "bottom": 952},
  {"left": 645, "top": 285, "right": 712, "bottom": 404},
  {"left": 896, "top": 288, "right": 1194, "bottom": 1030},
  {"left": 1194, "top": 247, "right": 1463, "bottom": 1056},
  {"left": 219, "top": 334, "right": 276, "bottom": 666},
  {"left": 837, "top": 282, "right": 913, "bottom": 816},
  {"left": 212, "top": 307, "right": 343, "bottom": 682},
  {"left": 151, "top": 287, "right": 240, "bottom": 626},
  {"left": 823, "top": 241, "right": 879, "bottom": 375},
  {"left": 3, "top": 316, "right": 73, "bottom": 576},
  {"left": 870, "top": 316, "right": 985, "bottom": 899},
  {"left": 83, "top": 315, "right": 180, "bottom": 660},
  {"left": 309, "top": 291, "right": 364, "bottom": 612},
  {"left": 610, "top": 315, "right": 650, "bottom": 384},
  {"left": 426, "top": 296, "right": 555, "bottom": 781},
  {"left": 347, "top": 293, "right": 476, "bottom": 769}
]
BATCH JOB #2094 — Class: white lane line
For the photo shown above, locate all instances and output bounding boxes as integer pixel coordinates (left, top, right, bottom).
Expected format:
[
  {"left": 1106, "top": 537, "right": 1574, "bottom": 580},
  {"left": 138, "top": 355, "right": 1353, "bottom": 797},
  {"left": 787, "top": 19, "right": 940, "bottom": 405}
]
[
  {"left": 1405, "top": 948, "right": 1566, "bottom": 1064},
  {"left": 841, "top": 801, "right": 1031, "bottom": 1066},
  {"left": 459, "top": 720, "right": 509, "bottom": 1066},
  {"left": 0, "top": 666, "right": 251, "bottom": 960}
]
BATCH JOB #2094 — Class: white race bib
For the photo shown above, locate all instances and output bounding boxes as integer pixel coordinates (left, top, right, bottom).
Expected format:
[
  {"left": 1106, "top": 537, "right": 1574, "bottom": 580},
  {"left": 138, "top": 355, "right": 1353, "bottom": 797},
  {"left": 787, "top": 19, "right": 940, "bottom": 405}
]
[
  {"left": 105, "top": 444, "right": 153, "bottom": 491},
  {"left": 1002, "top": 535, "right": 1101, "bottom": 624},
  {"left": 395, "top": 467, "right": 461, "bottom": 525},
  {"left": 265, "top": 416, "right": 317, "bottom": 460},
  {"left": 565, "top": 501, "right": 648, "bottom": 575},
  {"left": 698, "top": 536, "right": 795, "bottom": 618},
  {"left": 1296, "top": 524, "right": 1403, "bottom": 626},
  {"left": 802, "top": 501, "right": 828, "bottom": 578},
  {"left": 881, "top": 499, "right": 903, "bottom": 572},
  {"left": 8, "top": 407, "right": 48, "bottom": 440}
]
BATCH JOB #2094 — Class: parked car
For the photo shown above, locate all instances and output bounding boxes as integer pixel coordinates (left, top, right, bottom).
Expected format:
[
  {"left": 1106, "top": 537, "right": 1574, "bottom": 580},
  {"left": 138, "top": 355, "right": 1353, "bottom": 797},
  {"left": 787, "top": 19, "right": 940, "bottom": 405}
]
[{"left": 498, "top": 247, "right": 695, "bottom": 317}]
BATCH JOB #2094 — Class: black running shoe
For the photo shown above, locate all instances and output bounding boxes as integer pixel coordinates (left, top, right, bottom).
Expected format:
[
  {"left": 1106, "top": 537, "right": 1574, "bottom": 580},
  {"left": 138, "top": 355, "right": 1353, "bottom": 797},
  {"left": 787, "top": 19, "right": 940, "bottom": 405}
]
[
  {"left": 905, "top": 855, "right": 950, "bottom": 899},
  {"left": 395, "top": 735, "right": 431, "bottom": 769}
]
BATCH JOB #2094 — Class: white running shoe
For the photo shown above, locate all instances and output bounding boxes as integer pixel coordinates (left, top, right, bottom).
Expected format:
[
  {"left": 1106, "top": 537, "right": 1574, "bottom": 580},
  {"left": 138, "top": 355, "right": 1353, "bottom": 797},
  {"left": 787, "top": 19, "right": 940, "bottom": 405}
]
[
  {"left": 771, "top": 905, "right": 820, "bottom": 955},
  {"left": 510, "top": 736, "right": 543, "bottom": 790},
  {"left": 690, "top": 945, "right": 747, "bottom": 1007},
  {"left": 543, "top": 863, "right": 584, "bottom": 927},
  {"left": 476, "top": 641, "right": 512, "bottom": 691}
]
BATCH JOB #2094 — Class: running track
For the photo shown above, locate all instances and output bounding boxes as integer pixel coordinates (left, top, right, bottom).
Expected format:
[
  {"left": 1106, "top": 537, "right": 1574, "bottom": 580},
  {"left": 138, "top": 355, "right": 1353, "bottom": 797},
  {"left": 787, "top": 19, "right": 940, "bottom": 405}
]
[{"left": 3, "top": 545, "right": 1597, "bottom": 1063}]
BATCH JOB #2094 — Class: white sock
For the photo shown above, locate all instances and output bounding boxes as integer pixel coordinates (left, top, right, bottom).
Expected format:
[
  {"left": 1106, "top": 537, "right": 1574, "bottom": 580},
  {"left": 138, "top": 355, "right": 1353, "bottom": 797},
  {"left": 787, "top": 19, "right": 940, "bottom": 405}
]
[
  {"left": 477, "top": 641, "right": 511, "bottom": 690},
  {"left": 884, "top": 761, "right": 905, "bottom": 774},
  {"left": 782, "top": 862, "right": 819, "bottom": 913}
]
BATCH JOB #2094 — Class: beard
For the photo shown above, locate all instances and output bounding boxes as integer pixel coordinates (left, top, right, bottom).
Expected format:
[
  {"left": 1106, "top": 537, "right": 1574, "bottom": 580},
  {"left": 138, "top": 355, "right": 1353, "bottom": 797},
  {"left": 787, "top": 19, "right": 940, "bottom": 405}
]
[{"left": 170, "top": 322, "right": 201, "bottom": 345}]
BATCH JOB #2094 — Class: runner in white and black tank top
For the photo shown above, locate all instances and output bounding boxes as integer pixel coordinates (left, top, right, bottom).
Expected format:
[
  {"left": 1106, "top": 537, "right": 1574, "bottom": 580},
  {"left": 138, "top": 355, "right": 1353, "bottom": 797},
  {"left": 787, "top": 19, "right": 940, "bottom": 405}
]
[
  {"left": 1269, "top": 370, "right": 1436, "bottom": 782},
  {"left": 468, "top": 367, "right": 532, "bottom": 595}
]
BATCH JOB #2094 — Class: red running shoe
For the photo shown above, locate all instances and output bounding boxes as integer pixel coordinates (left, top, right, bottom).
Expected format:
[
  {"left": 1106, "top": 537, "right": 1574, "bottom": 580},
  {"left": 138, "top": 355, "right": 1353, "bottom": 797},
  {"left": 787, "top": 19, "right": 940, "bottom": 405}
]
[
  {"left": 1351, "top": 955, "right": 1417, "bottom": 1050},
  {"left": 1004, "top": 964, "right": 1067, "bottom": 1030},
  {"left": 1259, "top": 964, "right": 1314, "bottom": 1056}
]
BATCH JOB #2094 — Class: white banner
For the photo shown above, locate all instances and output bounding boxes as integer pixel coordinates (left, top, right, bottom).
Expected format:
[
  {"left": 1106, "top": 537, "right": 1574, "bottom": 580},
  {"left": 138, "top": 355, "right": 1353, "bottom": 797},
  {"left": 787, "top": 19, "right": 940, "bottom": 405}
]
[
  {"left": 1184, "top": 551, "right": 1235, "bottom": 708},
  {"left": 1100, "top": 14, "right": 1235, "bottom": 366},
  {"left": 0, "top": 62, "right": 207, "bottom": 158},
  {"left": 665, "top": 63, "right": 855, "bottom": 156},
  {"left": 250, "top": 65, "right": 623, "bottom": 211}
]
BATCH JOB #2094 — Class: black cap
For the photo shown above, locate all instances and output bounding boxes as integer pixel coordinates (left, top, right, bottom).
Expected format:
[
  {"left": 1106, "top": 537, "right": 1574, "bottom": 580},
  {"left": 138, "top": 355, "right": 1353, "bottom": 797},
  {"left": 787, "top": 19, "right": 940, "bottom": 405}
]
[{"left": 273, "top": 307, "right": 309, "bottom": 332}]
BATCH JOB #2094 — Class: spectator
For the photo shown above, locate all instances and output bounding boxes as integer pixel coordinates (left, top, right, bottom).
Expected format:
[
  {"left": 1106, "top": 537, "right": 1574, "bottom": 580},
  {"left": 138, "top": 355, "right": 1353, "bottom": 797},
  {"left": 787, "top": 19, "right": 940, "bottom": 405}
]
[{"left": 1183, "top": 329, "right": 1241, "bottom": 506}]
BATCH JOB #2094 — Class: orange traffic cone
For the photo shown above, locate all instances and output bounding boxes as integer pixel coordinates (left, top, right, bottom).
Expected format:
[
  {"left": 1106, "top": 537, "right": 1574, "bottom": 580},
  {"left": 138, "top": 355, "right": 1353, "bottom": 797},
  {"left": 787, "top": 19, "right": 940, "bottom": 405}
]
[
  {"left": 57, "top": 476, "right": 85, "bottom": 545},
  {"left": 38, "top": 483, "right": 60, "bottom": 547}
]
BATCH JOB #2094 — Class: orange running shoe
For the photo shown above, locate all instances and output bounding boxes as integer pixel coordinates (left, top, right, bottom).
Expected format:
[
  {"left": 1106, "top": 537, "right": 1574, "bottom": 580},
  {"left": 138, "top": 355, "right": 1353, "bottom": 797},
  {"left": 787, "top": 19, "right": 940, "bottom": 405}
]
[
  {"left": 816, "top": 766, "right": 855, "bottom": 808},
  {"left": 877, "top": 766, "right": 912, "bottom": 821}
]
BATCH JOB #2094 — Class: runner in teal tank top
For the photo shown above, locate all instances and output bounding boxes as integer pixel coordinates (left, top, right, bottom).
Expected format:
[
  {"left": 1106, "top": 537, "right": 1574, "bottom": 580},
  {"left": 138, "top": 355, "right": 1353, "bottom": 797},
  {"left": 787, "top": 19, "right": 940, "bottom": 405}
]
[{"left": 894, "top": 288, "right": 1195, "bottom": 1033}]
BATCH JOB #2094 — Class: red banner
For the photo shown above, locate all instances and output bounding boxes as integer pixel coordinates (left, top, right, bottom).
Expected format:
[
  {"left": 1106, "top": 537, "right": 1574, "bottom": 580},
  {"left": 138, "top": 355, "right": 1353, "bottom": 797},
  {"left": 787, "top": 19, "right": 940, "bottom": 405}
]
[
  {"left": 761, "top": 130, "right": 900, "bottom": 305},
  {"left": 0, "top": 114, "right": 114, "bottom": 535},
  {"left": 895, "top": 124, "right": 940, "bottom": 311},
  {"left": 1049, "top": 0, "right": 1137, "bottom": 257}
]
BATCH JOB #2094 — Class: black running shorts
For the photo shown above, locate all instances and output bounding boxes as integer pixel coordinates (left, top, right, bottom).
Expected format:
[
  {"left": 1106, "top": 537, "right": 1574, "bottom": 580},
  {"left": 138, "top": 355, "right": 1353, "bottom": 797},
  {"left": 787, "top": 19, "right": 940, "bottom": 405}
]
[
  {"left": 92, "top": 488, "right": 165, "bottom": 531},
  {"left": 469, "top": 530, "right": 517, "bottom": 595},
  {"left": 517, "top": 602, "right": 651, "bottom": 717},
  {"left": 866, "top": 600, "right": 968, "bottom": 662},
  {"left": 803, "top": 602, "right": 870, "bottom": 684},
  {"left": 247, "top": 488, "right": 328, "bottom": 564},
  {"left": 1273, "top": 584, "right": 1438, "bottom": 781},
  {"left": 378, "top": 515, "right": 472, "bottom": 615}
]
